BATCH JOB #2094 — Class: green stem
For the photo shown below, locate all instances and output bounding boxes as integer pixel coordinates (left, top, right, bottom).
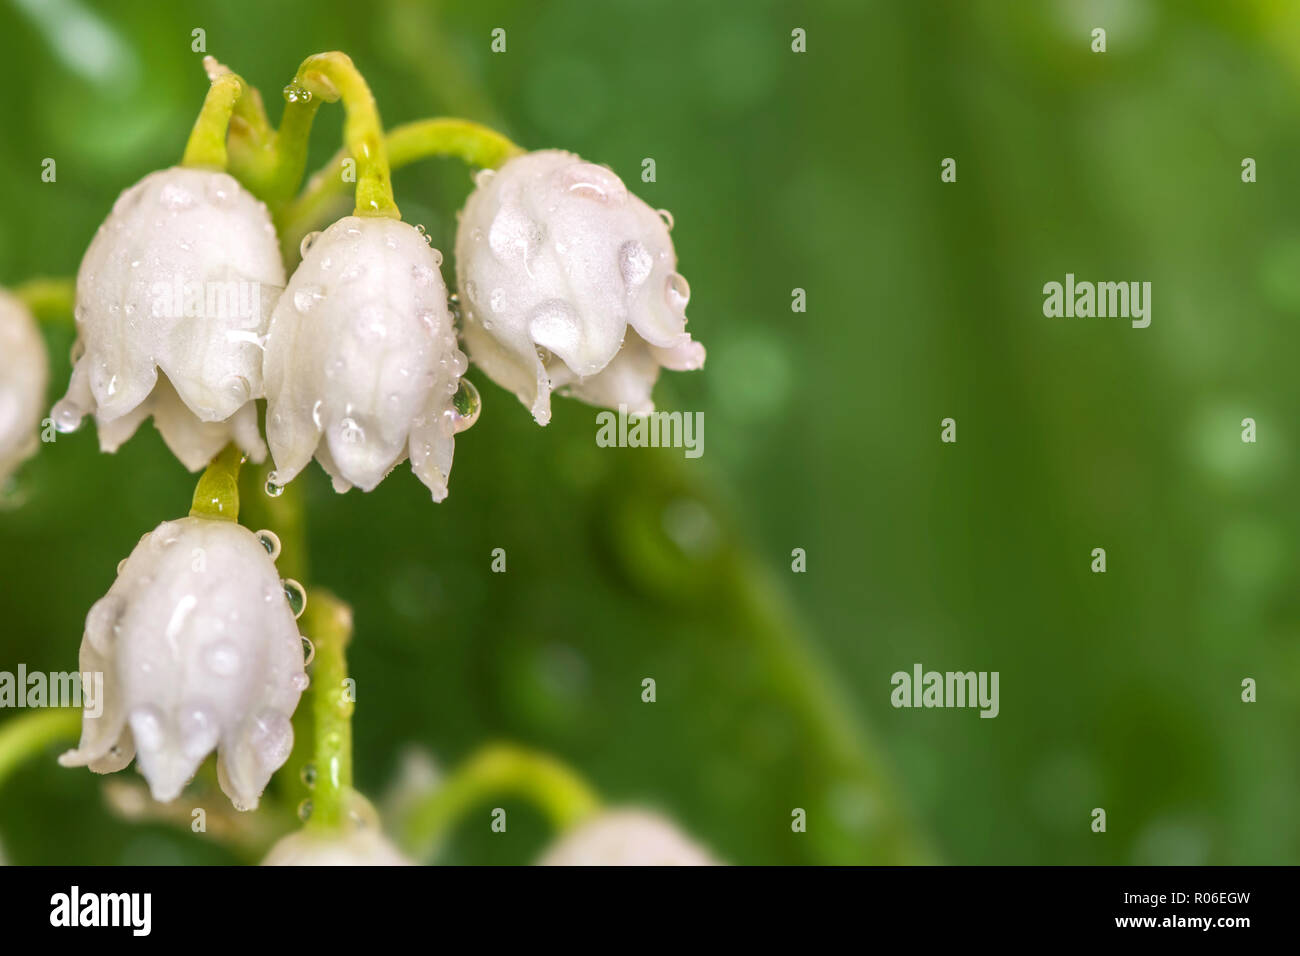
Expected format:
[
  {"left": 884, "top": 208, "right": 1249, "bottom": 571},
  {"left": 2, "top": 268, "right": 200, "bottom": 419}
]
[
  {"left": 13, "top": 276, "right": 75, "bottom": 325},
  {"left": 189, "top": 444, "right": 244, "bottom": 521},
  {"left": 181, "top": 69, "right": 246, "bottom": 170},
  {"left": 304, "top": 591, "right": 354, "bottom": 832},
  {"left": 0, "top": 709, "right": 80, "bottom": 790},
  {"left": 280, "top": 118, "right": 522, "bottom": 258},
  {"left": 400, "top": 743, "right": 601, "bottom": 860},
  {"left": 291, "top": 52, "right": 399, "bottom": 219}
]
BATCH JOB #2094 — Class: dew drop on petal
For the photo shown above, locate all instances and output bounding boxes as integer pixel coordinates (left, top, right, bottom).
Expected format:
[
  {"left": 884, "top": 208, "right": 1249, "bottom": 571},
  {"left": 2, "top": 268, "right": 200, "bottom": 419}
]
[
  {"left": 256, "top": 529, "right": 282, "bottom": 560},
  {"left": 300, "top": 763, "right": 318, "bottom": 789},
  {"left": 657, "top": 208, "right": 675, "bottom": 231},
  {"left": 265, "top": 473, "right": 284, "bottom": 498},
  {"left": 301, "top": 635, "right": 315, "bottom": 666},
  {"left": 666, "top": 272, "right": 691, "bottom": 311},
  {"left": 619, "top": 240, "right": 654, "bottom": 287},
  {"left": 283, "top": 579, "right": 307, "bottom": 619},
  {"left": 299, "top": 231, "right": 322, "bottom": 259},
  {"left": 293, "top": 286, "right": 323, "bottom": 313},
  {"left": 50, "top": 399, "right": 84, "bottom": 434},
  {"left": 450, "top": 378, "right": 481, "bottom": 433}
]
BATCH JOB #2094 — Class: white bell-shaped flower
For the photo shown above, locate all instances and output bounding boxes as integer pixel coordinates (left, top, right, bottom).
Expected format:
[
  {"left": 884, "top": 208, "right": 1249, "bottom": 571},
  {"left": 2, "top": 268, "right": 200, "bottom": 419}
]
[
  {"left": 262, "top": 827, "right": 412, "bottom": 866},
  {"left": 0, "top": 289, "right": 48, "bottom": 484},
  {"left": 536, "top": 809, "right": 719, "bottom": 866},
  {"left": 263, "top": 216, "right": 476, "bottom": 499},
  {"left": 455, "top": 150, "right": 705, "bottom": 425},
  {"left": 60, "top": 516, "right": 308, "bottom": 810},
  {"left": 52, "top": 166, "right": 284, "bottom": 469}
]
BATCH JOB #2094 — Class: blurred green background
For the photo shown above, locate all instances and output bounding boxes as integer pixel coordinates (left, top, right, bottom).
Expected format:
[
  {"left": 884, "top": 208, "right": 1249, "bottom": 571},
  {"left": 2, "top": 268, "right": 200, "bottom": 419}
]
[{"left": 1, "top": 0, "right": 1298, "bottom": 864}]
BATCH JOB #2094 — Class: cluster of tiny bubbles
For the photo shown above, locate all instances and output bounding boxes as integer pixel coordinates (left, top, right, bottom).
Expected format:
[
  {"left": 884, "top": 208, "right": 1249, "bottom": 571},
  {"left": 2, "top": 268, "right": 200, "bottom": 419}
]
[
  {"left": 300, "top": 763, "right": 318, "bottom": 789},
  {"left": 264, "top": 472, "right": 284, "bottom": 497},
  {"left": 297, "top": 798, "right": 313, "bottom": 821},
  {"left": 255, "top": 529, "right": 282, "bottom": 561},
  {"left": 449, "top": 379, "right": 482, "bottom": 433},
  {"left": 657, "top": 208, "right": 675, "bottom": 231},
  {"left": 282, "top": 578, "right": 307, "bottom": 619},
  {"left": 283, "top": 83, "right": 312, "bottom": 105},
  {"left": 299, "top": 231, "right": 322, "bottom": 259}
]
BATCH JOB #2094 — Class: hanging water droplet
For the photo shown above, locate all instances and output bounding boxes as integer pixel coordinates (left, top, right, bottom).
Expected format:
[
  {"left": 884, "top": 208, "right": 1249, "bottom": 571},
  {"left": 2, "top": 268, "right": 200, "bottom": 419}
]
[
  {"left": 256, "top": 529, "right": 282, "bottom": 560},
  {"left": 450, "top": 379, "right": 481, "bottom": 433},
  {"left": 293, "top": 286, "right": 323, "bottom": 313},
  {"left": 297, "top": 798, "right": 314, "bottom": 821},
  {"left": 284, "top": 83, "right": 313, "bottom": 105},
  {"left": 50, "top": 399, "right": 84, "bottom": 434},
  {"left": 657, "top": 208, "right": 675, "bottom": 231},
  {"left": 299, "top": 231, "right": 322, "bottom": 258},
  {"left": 116, "top": 558, "right": 127, "bottom": 574},
  {"left": 265, "top": 472, "right": 284, "bottom": 498},
  {"left": 300, "top": 763, "right": 318, "bottom": 788},
  {"left": 666, "top": 272, "right": 691, "bottom": 310},
  {"left": 283, "top": 579, "right": 307, "bottom": 619},
  {"left": 474, "top": 168, "right": 496, "bottom": 188},
  {"left": 301, "top": 635, "right": 316, "bottom": 666}
]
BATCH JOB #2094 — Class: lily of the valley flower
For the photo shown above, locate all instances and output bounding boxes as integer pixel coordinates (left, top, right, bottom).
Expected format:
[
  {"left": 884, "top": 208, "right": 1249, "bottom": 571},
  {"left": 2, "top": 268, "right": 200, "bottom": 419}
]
[
  {"left": 0, "top": 289, "right": 48, "bottom": 484},
  {"left": 60, "top": 516, "right": 308, "bottom": 810},
  {"left": 262, "top": 827, "right": 412, "bottom": 866},
  {"left": 263, "top": 216, "right": 476, "bottom": 499},
  {"left": 536, "top": 809, "right": 719, "bottom": 866},
  {"left": 455, "top": 149, "right": 705, "bottom": 425},
  {"left": 52, "top": 166, "right": 284, "bottom": 470}
]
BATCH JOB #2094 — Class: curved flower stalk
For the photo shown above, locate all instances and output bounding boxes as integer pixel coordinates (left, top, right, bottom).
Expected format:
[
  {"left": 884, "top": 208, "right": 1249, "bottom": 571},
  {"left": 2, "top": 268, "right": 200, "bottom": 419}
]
[
  {"left": 51, "top": 165, "right": 283, "bottom": 470},
  {"left": 0, "top": 289, "right": 48, "bottom": 484},
  {"left": 535, "top": 808, "right": 719, "bottom": 866},
  {"left": 60, "top": 451, "right": 308, "bottom": 810},
  {"left": 263, "top": 217, "right": 475, "bottom": 497},
  {"left": 263, "top": 53, "right": 476, "bottom": 498},
  {"left": 455, "top": 149, "right": 705, "bottom": 424}
]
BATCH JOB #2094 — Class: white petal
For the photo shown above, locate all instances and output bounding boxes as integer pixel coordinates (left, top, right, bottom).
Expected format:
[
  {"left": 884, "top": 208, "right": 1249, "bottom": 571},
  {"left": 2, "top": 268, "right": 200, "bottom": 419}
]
[
  {"left": 60, "top": 517, "right": 306, "bottom": 810},
  {"left": 0, "top": 290, "right": 48, "bottom": 482},
  {"left": 264, "top": 216, "right": 468, "bottom": 495},
  {"left": 536, "top": 809, "right": 720, "bottom": 866}
]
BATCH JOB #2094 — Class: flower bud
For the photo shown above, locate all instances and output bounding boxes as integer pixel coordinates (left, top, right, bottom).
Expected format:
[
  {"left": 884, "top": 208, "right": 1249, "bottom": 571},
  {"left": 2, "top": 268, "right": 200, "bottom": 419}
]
[
  {"left": 263, "top": 216, "right": 475, "bottom": 499},
  {"left": 60, "top": 516, "right": 307, "bottom": 810},
  {"left": 536, "top": 809, "right": 719, "bottom": 866},
  {"left": 261, "top": 828, "right": 413, "bottom": 865},
  {"left": 52, "top": 167, "right": 284, "bottom": 469},
  {"left": 455, "top": 150, "right": 705, "bottom": 425},
  {"left": 0, "top": 289, "right": 48, "bottom": 483}
]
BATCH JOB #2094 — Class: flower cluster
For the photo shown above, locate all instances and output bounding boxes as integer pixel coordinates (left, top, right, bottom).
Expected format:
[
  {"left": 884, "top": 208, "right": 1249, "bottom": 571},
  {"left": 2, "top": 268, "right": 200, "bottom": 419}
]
[{"left": 14, "top": 50, "right": 711, "bottom": 865}]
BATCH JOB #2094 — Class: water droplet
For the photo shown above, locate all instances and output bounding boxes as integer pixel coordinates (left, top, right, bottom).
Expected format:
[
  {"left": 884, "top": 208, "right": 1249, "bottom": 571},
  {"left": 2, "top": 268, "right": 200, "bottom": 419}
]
[
  {"left": 450, "top": 379, "right": 481, "bottom": 433},
  {"left": 284, "top": 83, "right": 313, "bottom": 105},
  {"left": 221, "top": 374, "right": 251, "bottom": 404},
  {"left": 204, "top": 640, "right": 242, "bottom": 677},
  {"left": 68, "top": 339, "right": 85, "bottom": 364},
  {"left": 657, "top": 208, "right": 675, "bottom": 231},
  {"left": 265, "top": 473, "right": 284, "bottom": 497},
  {"left": 300, "top": 764, "right": 318, "bottom": 788},
  {"left": 290, "top": 672, "right": 310, "bottom": 692},
  {"left": 299, "top": 231, "right": 322, "bottom": 259},
  {"left": 116, "top": 558, "right": 127, "bottom": 574},
  {"left": 666, "top": 272, "right": 691, "bottom": 310},
  {"left": 311, "top": 400, "right": 324, "bottom": 429},
  {"left": 293, "top": 285, "right": 323, "bottom": 313},
  {"left": 338, "top": 418, "right": 364, "bottom": 444},
  {"left": 301, "top": 635, "right": 315, "bottom": 666},
  {"left": 283, "top": 579, "right": 307, "bottom": 619},
  {"left": 297, "top": 799, "right": 314, "bottom": 821},
  {"left": 256, "top": 529, "right": 282, "bottom": 560},
  {"left": 474, "top": 168, "right": 496, "bottom": 188},
  {"left": 51, "top": 399, "right": 84, "bottom": 433},
  {"left": 619, "top": 240, "right": 654, "bottom": 287}
]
